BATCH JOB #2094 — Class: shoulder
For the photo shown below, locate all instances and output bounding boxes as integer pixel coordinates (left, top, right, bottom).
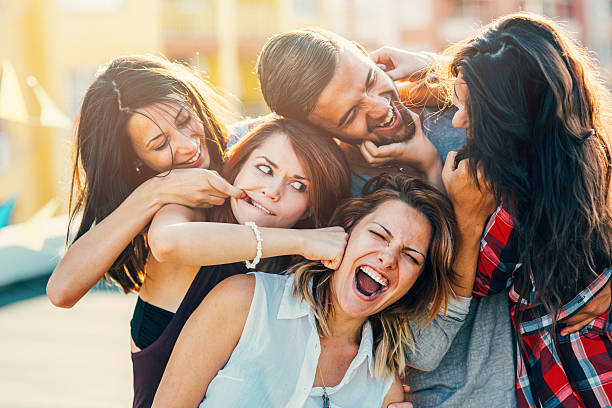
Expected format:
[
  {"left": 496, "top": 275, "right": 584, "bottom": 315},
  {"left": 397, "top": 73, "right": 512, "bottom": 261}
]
[{"left": 207, "top": 274, "right": 256, "bottom": 311}]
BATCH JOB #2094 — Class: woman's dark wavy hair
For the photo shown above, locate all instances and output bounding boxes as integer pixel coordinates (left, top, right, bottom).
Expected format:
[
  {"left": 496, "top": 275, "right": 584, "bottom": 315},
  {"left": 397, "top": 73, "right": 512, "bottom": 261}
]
[
  {"left": 69, "top": 55, "right": 229, "bottom": 293},
  {"left": 448, "top": 14, "right": 612, "bottom": 333},
  {"left": 289, "top": 174, "right": 458, "bottom": 377}
]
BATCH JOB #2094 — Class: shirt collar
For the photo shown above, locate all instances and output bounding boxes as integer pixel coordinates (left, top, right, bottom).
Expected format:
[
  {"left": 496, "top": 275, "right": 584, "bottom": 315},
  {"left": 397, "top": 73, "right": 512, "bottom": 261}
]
[
  {"left": 277, "top": 274, "right": 377, "bottom": 377},
  {"left": 277, "top": 274, "right": 311, "bottom": 320},
  {"left": 359, "top": 320, "right": 376, "bottom": 377}
]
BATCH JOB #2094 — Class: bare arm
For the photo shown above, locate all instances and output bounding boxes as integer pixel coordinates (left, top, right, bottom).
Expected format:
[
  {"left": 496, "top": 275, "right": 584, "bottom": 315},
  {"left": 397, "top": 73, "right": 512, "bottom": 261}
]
[
  {"left": 147, "top": 205, "right": 348, "bottom": 269},
  {"left": 442, "top": 151, "right": 497, "bottom": 297},
  {"left": 46, "top": 169, "right": 242, "bottom": 308},
  {"left": 384, "top": 375, "right": 412, "bottom": 408},
  {"left": 152, "top": 274, "right": 255, "bottom": 407}
]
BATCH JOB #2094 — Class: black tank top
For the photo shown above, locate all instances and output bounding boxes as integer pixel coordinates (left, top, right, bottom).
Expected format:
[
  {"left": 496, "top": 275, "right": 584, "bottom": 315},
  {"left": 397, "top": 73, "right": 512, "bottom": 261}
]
[{"left": 131, "top": 262, "right": 246, "bottom": 408}]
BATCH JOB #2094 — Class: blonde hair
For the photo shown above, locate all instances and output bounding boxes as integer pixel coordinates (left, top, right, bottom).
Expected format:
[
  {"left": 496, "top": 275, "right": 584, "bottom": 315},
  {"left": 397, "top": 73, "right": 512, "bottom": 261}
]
[{"left": 289, "top": 174, "right": 458, "bottom": 378}]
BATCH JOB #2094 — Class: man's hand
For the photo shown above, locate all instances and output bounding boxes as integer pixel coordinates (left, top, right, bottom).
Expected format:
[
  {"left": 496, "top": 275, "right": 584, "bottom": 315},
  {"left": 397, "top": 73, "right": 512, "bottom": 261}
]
[
  {"left": 359, "top": 110, "right": 440, "bottom": 169},
  {"left": 370, "top": 47, "right": 435, "bottom": 81},
  {"left": 560, "top": 281, "right": 611, "bottom": 336},
  {"left": 359, "top": 110, "right": 442, "bottom": 189}
]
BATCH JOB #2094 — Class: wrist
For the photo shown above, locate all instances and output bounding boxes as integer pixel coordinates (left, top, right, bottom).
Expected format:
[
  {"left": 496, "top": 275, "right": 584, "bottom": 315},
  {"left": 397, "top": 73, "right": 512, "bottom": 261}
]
[
  {"left": 456, "top": 219, "right": 486, "bottom": 243},
  {"left": 293, "top": 229, "right": 308, "bottom": 257},
  {"left": 135, "top": 177, "right": 164, "bottom": 214}
]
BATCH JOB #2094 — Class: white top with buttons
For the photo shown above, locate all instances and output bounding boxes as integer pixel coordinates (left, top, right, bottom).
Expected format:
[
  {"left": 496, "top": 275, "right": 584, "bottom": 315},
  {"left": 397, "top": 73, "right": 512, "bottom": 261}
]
[{"left": 200, "top": 273, "right": 394, "bottom": 408}]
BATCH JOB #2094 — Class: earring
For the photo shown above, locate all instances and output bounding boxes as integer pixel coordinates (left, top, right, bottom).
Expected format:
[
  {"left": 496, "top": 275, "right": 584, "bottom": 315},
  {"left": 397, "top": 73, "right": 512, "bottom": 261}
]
[{"left": 135, "top": 160, "right": 143, "bottom": 174}]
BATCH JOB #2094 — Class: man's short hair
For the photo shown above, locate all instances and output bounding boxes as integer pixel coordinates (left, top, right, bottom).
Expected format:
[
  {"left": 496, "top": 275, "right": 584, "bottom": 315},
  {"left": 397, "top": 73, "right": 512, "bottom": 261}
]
[{"left": 257, "top": 28, "right": 347, "bottom": 121}]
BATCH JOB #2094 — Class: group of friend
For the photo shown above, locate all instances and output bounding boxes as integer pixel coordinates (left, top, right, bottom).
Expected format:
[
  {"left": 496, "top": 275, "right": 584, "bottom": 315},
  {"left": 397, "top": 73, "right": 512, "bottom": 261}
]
[{"left": 46, "top": 13, "right": 611, "bottom": 408}]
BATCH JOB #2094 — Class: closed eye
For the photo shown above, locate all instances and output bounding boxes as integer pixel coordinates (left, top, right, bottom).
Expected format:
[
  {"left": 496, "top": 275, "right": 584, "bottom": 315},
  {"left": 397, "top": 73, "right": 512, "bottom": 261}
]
[
  {"left": 177, "top": 112, "right": 191, "bottom": 127},
  {"left": 367, "top": 71, "right": 376, "bottom": 89},
  {"left": 369, "top": 230, "right": 386, "bottom": 240},
  {"left": 153, "top": 137, "right": 168, "bottom": 151},
  {"left": 403, "top": 251, "right": 420, "bottom": 265}
]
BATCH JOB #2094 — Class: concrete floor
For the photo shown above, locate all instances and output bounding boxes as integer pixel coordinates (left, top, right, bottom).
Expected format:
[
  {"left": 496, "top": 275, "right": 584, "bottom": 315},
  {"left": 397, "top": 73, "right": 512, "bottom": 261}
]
[{"left": 0, "top": 291, "right": 135, "bottom": 407}]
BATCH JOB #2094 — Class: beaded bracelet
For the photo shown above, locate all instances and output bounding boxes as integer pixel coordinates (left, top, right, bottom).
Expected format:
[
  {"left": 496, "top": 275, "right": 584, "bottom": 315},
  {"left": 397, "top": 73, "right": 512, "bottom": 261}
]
[{"left": 244, "top": 221, "right": 262, "bottom": 269}]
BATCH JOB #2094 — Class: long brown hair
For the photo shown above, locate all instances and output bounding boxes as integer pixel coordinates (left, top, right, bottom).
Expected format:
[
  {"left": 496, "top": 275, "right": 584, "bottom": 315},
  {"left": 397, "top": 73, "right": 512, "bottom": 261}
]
[
  {"left": 69, "top": 55, "right": 231, "bottom": 293},
  {"left": 212, "top": 116, "right": 352, "bottom": 229},
  {"left": 289, "top": 174, "right": 458, "bottom": 378},
  {"left": 445, "top": 14, "right": 611, "bottom": 336}
]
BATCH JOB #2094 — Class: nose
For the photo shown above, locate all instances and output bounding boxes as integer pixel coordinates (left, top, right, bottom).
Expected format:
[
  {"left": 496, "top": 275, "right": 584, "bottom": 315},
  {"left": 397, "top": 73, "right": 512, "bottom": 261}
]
[
  {"left": 261, "top": 178, "right": 282, "bottom": 202},
  {"left": 364, "top": 94, "right": 390, "bottom": 121},
  {"left": 171, "top": 130, "right": 199, "bottom": 158},
  {"left": 377, "top": 246, "right": 398, "bottom": 270}
]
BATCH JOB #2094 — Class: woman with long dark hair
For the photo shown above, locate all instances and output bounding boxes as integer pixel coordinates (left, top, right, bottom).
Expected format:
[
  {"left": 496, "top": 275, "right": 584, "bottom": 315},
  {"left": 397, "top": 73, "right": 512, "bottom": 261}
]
[
  {"left": 397, "top": 14, "right": 611, "bottom": 408},
  {"left": 46, "top": 55, "right": 355, "bottom": 407},
  {"left": 448, "top": 14, "right": 611, "bottom": 407},
  {"left": 371, "top": 12, "right": 612, "bottom": 407},
  {"left": 47, "top": 55, "right": 243, "bottom": 305}
]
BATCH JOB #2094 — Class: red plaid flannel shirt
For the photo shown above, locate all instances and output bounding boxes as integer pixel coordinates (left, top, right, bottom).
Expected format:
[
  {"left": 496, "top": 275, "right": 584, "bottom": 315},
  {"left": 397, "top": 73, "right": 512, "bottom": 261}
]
[{"left": 475, "top": 204, "right": 612, "bottom": 408}]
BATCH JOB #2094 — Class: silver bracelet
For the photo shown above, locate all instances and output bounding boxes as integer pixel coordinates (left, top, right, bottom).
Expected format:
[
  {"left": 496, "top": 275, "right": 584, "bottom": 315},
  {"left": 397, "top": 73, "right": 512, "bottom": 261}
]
[{"left": 244, "top": 221, "right": 262, "bottom": 269}]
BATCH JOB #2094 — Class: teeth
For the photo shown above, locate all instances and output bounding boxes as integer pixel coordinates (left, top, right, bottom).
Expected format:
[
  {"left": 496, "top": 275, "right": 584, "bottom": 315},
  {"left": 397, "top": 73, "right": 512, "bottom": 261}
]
[
  {"left": 251, "top": 200, "right": 271, "bottom": 215},
  {"left": 185, "top": 151, "right": 200, "bottom": 164},
  {"left": 379, "top": 108, "right": 395, "bottom": 128},
  {"left": 360, "top": 266, "right": 388, "bottom": 287}
]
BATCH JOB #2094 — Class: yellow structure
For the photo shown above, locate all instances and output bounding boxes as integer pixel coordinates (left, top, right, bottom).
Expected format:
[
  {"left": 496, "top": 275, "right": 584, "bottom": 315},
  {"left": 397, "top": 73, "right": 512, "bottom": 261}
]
[
  {"left": 0, "top": 0, "right": 163, "bottom": 222},
  {"left": 2, "top": 0, "right": 604, "bottom": 225}
]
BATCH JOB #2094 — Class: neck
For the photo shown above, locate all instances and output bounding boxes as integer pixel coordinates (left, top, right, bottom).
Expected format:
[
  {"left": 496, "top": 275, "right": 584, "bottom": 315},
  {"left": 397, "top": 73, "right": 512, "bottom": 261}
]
[
  {"left": 324, "top": 296, "right": 367, "bottom": 345},
  {"left": 339, "top": 142, "right": 379, "bottom": 177}
]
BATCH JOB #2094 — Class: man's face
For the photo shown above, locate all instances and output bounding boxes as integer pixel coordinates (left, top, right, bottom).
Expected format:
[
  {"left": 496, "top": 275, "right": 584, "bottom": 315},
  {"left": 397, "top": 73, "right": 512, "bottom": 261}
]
[{"left": 308, "top": 45, "right": 415, "bottom": 146}]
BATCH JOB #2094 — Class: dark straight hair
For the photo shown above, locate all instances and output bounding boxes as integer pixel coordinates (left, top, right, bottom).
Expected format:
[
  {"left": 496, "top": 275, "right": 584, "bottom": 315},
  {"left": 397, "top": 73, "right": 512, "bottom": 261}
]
[
  {"left": 449, "top": 14, "right": 612, "bottom": 334},
  {"left": 69, "top": 55, "right": 230, "bottom": 293}
]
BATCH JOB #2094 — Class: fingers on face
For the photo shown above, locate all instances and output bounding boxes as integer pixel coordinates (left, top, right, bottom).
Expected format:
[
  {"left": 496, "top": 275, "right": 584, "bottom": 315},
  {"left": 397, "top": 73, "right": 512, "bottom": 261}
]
[{"left": 207, "top": 172, "right": 243, "bottom": 198}]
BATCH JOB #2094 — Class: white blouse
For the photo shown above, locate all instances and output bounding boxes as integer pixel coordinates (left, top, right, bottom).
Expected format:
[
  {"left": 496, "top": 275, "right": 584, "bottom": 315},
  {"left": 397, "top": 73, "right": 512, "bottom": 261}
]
[{"left": 200, "top": 272, "right": 394, "bottom": 408}]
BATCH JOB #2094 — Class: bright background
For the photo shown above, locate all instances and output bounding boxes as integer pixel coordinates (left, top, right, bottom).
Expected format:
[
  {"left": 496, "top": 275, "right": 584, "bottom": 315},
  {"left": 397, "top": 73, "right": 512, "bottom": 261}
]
[{"left": 0, "top": 1, "right": 610, "bottom": 406}]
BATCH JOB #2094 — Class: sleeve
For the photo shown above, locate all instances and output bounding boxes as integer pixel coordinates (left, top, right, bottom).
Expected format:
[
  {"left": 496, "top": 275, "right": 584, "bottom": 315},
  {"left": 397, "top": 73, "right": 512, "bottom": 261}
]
[
  {"left": 405, "top": 295, "right": 472, "bottom": 371},
  {"left": 473, "top": 204, "right": 521, "bottom": 298}
]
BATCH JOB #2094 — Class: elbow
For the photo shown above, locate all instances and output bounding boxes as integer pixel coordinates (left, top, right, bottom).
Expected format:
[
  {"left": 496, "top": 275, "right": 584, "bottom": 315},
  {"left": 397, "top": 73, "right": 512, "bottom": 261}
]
[
  {"left": 46, "top": 279, "right": 77, "bottom": 309},
  {"left": 406, "top": 348, "right": 446, "bottom": 372},
  {"left": 147, "top": 228, "right": 178, "bottom": 263}
]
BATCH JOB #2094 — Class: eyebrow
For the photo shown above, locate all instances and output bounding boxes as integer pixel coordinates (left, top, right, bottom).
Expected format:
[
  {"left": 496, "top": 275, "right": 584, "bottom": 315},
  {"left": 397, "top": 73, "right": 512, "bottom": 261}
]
[
  {"left": 373, "top": 222, "right": 425, "bottom": 258},
  {"left": 255, "top": 156, "right": 308, "bottom": 181},
  {"left": 337, "top": 67, "right": 374, "bottom": 128}
]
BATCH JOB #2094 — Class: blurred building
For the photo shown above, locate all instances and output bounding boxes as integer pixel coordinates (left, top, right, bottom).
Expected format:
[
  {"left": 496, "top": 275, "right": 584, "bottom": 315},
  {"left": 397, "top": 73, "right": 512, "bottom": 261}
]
[
  {"left": 0, "top": 0, "right": 162, "bottom": 223},
  {"left": 0, "top": 0, "right": 610, "bottom": 224}
]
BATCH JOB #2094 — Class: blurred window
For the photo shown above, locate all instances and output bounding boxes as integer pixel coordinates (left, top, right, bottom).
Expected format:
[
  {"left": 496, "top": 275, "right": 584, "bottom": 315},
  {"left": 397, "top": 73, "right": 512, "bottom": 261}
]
[
  {"left": 291, "top": 0, "right": 317, "bottom": 19},
  {"left": 68, "top": 67, "right": 97, "bottom": 118},
  {"left": 0, "top": 132, "right": 9, "bottom": 173},
  {"left": 56, "top": 0, "right": 124, "bottom": 13}
]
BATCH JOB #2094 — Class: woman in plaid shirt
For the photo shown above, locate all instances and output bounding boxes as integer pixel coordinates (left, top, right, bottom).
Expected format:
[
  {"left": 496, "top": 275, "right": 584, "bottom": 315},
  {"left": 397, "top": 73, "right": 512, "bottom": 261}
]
[{"left": 446, "top": 13, "right": 612, "bottom": 408}]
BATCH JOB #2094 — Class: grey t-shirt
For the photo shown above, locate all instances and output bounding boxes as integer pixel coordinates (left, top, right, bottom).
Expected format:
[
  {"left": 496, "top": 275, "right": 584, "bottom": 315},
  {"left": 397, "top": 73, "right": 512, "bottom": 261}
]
[
  {"left": 228, "top": 108, "right": 517, "bottom": 407},
  {"left": 409, "top": 107, "right": 517, "bottom": 408}
]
